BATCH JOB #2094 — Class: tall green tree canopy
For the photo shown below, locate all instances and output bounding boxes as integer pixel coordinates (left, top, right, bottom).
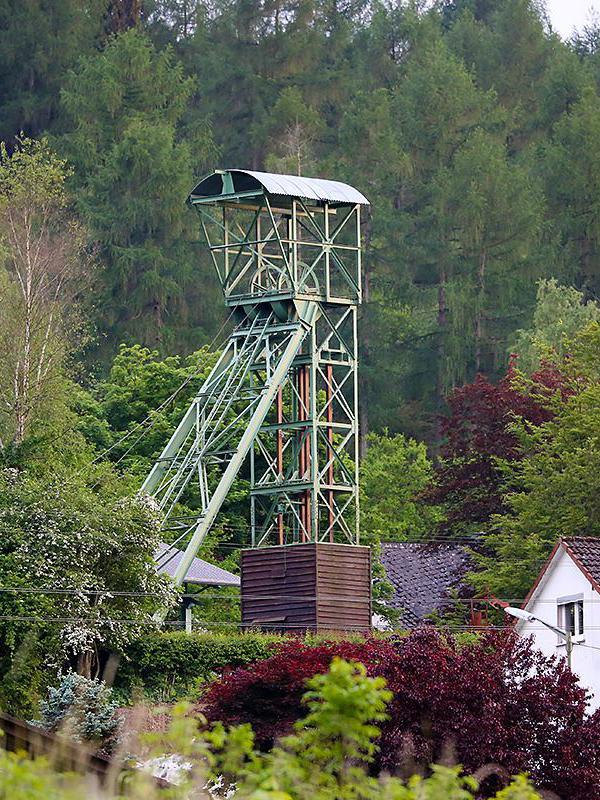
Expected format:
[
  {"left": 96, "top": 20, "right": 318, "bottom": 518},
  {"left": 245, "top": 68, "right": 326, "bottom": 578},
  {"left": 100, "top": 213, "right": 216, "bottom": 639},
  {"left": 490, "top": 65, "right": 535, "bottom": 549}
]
[
  {"left": 0, "top": 0, "right": 105, "bottom": 143},
  {"left": 541, "top": 86, "right": 600, "bottom": 296},
  {"left": 59, "top": 29, "right": 215, "bottom": 354},
  {"left": 473, "top": 323, "right": 600, "bottom": 598}
]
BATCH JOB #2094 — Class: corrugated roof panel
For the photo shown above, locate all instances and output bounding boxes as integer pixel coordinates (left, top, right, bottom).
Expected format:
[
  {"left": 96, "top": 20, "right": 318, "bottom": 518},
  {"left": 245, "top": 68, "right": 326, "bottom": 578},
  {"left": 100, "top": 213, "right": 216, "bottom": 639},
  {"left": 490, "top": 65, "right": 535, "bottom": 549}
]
[
  {"left": 155, "top": 541, "right": 240, "bottom": 587},
  {"left": 240, "top": 170, "right": 369, "bottom": 204},
  {"left": 190, "top": 169, "right": 369, "bottom": 205}
]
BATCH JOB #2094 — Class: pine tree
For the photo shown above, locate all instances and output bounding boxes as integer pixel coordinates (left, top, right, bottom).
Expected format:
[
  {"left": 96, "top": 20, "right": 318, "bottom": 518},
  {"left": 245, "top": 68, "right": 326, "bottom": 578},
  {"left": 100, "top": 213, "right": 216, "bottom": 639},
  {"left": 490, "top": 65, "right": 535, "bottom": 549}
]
[
  {"left": 542, "top": 86, "right": 600, "bottom": 298},
  {"left": 391, "top": 38, "right": 501, "bottom": 419},
  {"left": 0, "top": 0, "right": 105, "bottom": 143},
  {"left": 59, "top": 29, "right": 215, "bottom": 356},
  {"left": 433, "top": 128, "right": 544, "bottom": 376}
]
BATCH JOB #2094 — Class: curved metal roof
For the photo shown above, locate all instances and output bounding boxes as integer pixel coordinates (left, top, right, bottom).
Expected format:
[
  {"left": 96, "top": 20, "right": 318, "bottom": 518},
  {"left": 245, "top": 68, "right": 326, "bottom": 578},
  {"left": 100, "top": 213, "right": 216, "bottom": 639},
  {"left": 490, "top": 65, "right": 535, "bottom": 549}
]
[
  {"left": 190, "top": 169, "right": 369, "bottom": 205},
  {"left": 243, "top": 170, "right": 369, "bottom": 204}
]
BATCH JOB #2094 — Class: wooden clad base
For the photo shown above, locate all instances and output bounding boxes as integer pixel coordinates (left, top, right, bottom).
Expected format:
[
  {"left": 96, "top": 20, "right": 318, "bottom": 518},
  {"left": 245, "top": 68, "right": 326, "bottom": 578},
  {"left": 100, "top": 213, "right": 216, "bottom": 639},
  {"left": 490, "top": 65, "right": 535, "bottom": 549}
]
[{"left": 240, "top": 542, "right": 372, "bottom": 633}]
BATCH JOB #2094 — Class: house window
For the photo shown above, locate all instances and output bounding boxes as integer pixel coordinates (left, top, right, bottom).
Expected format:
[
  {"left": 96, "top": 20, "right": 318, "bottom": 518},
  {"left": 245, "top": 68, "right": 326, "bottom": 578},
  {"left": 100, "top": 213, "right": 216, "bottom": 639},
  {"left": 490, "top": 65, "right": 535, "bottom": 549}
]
[{"left": 557, "top": 597, "right": 584, "bottom": 639}]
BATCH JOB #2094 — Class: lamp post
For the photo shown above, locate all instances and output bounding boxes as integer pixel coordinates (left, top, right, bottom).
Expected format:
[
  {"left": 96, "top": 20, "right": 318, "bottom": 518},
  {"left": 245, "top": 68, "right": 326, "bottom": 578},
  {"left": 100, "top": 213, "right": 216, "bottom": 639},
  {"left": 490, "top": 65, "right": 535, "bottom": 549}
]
[{"left": 504, "top": 606, "right": 573, "bottom": 669}]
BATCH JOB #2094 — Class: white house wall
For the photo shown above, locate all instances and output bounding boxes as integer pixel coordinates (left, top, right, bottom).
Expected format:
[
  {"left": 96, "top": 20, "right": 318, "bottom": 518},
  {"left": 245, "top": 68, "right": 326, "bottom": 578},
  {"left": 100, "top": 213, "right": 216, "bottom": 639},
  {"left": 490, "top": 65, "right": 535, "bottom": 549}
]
[{"left": 519, "top": 547, "right": 600, "bottom": 711}]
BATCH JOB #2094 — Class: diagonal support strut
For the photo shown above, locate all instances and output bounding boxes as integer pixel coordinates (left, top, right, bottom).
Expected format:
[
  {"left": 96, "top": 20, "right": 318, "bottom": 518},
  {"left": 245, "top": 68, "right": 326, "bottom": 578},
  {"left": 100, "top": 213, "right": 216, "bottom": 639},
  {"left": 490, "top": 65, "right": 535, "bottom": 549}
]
[{"left": 156, "top": 304, "right": 315, "bottom": 586}]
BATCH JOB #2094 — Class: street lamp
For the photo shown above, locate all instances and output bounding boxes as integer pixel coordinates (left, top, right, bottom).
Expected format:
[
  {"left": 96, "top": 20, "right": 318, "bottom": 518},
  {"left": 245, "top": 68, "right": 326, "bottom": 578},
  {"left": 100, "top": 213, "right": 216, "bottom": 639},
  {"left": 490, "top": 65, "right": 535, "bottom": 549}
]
[{"left": 504, "top": 606, "right": 573, "bottom": 669}]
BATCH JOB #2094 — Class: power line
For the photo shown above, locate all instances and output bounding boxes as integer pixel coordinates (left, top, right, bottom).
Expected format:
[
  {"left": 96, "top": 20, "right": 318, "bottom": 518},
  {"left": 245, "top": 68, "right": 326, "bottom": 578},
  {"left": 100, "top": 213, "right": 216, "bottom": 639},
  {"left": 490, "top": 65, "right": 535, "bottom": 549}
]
[
  {"left": 0, "top": 614, "right": 503, "bottom": 629},
  {"left": 4, "top": 613, "right": 600, "bottom": 637},
  {"left": 578, "top": 643, "right": 600, "bottom": 653},
  {"left": 0, "top": 583, "right": 598, "bottom": 605}
]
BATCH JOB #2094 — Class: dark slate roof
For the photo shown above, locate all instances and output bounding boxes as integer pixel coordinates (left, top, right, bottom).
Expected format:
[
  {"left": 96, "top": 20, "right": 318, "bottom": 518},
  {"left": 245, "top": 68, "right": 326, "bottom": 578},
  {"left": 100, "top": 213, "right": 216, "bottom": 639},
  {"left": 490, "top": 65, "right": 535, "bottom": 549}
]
[
  {"left": 380, "top": 542, "right": 473, "bottom": 628},
  {"left": 562, "top": 537, "right": 600, "bottom": 590},
  {"left": 155, "top": 542, "right": 240, "bottom": 587}
]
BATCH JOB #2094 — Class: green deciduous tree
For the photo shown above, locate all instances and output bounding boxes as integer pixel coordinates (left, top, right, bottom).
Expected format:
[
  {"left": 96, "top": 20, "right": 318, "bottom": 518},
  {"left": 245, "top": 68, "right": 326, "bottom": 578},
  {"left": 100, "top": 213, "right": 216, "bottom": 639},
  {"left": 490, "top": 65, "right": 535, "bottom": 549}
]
[
  {"left": 83, "top": 344, "right": 246, "bottom": 572},
  {"left": 513, "top": 278, "right": 600, "bottom": 373},
  {"left": 360, "top": 431, "right": 443, "bottom": 541},
  {"left": 91, "top": 343, "right": 219, "bottom": 478},
  {"left": 360, "top": 431, "right": 444, "bottom": 625},
  {"left": 473, "top": 323, "right": 600, "bottom": 598}
]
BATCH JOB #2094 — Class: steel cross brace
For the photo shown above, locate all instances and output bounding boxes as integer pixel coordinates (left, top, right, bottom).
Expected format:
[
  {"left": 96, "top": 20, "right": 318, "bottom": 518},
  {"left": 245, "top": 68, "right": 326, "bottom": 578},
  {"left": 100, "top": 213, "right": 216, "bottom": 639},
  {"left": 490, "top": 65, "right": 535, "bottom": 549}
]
[{"left": 143, "top": 305, "right": 315, "bottom": 585}]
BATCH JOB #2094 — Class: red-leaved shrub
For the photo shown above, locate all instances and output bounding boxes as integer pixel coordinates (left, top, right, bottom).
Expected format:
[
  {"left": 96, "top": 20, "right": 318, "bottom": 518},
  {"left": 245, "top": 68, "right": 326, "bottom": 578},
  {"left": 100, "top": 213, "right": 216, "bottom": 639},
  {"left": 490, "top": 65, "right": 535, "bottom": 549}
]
[
  {"left": 202, "top": 629, "right": 600, "bottom": 799},
  {"left": 202, "top": 638, "right": 397, "bottom": 749}
]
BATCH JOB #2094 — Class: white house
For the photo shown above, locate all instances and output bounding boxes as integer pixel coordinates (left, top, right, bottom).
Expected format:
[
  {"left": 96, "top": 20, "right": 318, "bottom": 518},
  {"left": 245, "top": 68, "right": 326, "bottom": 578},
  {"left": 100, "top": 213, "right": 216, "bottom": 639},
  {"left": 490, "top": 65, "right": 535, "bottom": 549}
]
[{"left": 516, "top": 537, "right": 600, "bottom": 710}]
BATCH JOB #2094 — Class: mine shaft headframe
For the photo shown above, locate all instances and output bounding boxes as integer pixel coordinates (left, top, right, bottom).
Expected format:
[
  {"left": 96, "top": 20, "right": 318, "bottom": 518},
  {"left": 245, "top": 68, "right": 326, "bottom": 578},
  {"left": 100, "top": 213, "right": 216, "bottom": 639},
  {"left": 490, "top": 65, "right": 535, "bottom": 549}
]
[
  {"left": 145, "top": 170, "right": 368, "bottom": 586},
  {"left": 182, "top": 169, "right": 370, "bottom": 551},
  {"left": 188, "top": 169, "right": 369, "bottom": 308}
]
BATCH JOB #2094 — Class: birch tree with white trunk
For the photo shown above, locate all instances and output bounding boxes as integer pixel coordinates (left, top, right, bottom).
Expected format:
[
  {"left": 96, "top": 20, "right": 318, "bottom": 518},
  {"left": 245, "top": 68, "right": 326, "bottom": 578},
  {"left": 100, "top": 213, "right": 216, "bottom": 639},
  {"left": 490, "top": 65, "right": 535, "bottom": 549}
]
[{"left": 0, "top": 137, "right": 89, "bottom": 451}]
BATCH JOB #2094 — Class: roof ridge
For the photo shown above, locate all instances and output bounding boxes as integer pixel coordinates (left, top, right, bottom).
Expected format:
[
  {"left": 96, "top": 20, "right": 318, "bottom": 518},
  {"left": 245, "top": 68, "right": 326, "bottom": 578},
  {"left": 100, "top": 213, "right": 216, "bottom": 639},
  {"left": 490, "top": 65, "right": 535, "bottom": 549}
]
[
  {"left": 381, "top": 540, "right": 466, "bottom": 548},
  {"left": 562, "top": 535, "right": 600, "bottom": 541}
]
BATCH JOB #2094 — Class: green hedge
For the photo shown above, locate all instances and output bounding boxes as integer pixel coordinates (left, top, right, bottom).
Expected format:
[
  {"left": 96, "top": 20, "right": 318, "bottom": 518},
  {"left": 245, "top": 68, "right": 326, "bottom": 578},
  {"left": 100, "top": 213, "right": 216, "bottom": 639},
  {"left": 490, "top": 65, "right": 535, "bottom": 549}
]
[{"left": 114, "top": 631, "right": 288, "bottom": 700}]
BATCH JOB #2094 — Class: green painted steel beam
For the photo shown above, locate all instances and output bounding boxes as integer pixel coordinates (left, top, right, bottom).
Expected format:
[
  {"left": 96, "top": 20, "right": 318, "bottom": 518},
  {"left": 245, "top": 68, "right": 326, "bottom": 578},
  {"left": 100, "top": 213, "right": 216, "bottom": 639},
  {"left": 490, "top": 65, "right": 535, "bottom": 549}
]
[{"left": 171, "top": 306, "right": 315, "bottom": 584}]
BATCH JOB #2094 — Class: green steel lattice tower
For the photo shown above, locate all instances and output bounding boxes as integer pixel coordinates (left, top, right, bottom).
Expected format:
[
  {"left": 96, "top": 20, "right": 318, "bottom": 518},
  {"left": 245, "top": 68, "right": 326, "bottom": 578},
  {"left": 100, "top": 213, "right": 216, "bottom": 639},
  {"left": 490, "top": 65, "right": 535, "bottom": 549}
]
[{"left": 143, "top": 169, "right": 369, "bottom": 587}]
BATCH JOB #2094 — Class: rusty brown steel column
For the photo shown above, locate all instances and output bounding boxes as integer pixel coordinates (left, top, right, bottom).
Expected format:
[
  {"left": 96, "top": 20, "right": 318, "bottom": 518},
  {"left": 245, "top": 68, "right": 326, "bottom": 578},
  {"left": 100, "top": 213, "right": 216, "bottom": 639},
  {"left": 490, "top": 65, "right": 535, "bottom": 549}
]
[
  {"left": 276, "top": 386, "right": 284, "bottom": 545},
  {"left": 303, "top": 365, "right": 312, "bottom": 540},
  {"left": 297, "top": 367, "right": 306, "bottom": 541},
  {"left": 327, "top": 364, "right": 334, "bottom": 542}
]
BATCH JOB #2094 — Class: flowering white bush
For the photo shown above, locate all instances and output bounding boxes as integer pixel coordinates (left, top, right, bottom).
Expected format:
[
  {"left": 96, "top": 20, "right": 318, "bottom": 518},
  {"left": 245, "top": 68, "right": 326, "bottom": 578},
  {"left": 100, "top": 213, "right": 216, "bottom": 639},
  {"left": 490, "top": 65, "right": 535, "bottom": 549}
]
[
  {"left": 0, "top": 469, "right": 178, "bottom": 677},
  {"left": 138, "top": 754, "right": 192, "bottom": 785}
]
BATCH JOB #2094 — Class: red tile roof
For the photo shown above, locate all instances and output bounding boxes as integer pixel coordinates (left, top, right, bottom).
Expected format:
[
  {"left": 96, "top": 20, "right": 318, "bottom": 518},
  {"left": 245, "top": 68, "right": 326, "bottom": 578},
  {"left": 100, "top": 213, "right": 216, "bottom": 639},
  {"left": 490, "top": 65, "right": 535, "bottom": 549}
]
[
  {"left": 562, "top": 537, "right": 600, "bottom": 594},
  {"left": 523, "top": 537, "right": 600, "bottom": 609}
]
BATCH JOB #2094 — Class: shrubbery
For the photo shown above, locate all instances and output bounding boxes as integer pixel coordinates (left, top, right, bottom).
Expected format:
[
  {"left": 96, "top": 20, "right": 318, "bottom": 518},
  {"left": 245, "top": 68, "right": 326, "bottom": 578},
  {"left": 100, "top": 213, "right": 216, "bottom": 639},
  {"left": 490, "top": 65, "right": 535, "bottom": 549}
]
[
  {"left": 115, "top": 631, "right": 289, "bottom": 700},
  {"left": 203, "top": 629, "right": 600, "bottom": 799},
  {"left": 0, "top": 467, "right": 176, "bottom": 706},
  {"left": 1, "top": 658, "right": 544, "bottom": 800},
  {"left": 202, "top": 637, "right": 394, "bottom": 748}
]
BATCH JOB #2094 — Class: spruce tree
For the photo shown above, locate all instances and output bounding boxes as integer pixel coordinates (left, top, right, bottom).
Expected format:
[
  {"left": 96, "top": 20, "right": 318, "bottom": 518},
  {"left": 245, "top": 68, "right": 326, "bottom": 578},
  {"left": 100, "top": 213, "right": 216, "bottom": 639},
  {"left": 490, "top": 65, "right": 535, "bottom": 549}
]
[{"left": 59, "top": 29, "right": 215, "bottom": 355}]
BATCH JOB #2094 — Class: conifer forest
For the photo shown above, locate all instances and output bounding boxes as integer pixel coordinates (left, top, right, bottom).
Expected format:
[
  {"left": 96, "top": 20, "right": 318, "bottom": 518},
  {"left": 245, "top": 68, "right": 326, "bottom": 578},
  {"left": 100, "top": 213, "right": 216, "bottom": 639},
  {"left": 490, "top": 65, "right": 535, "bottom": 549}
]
[{"left": 4, "top": 0, "right": 598, "bottom": 438}]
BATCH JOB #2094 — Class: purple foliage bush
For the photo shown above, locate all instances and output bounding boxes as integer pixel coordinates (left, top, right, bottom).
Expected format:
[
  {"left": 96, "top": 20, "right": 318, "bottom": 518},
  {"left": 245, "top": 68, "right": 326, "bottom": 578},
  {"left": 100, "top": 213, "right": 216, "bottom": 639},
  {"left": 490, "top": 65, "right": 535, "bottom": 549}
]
[{"left": 202, "top": 629, "right": 600, "bottom": 798}]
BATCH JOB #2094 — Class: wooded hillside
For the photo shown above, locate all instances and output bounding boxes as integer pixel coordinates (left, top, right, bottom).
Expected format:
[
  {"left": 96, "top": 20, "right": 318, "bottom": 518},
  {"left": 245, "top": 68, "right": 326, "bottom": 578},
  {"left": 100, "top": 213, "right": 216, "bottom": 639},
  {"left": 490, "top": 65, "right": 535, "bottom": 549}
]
[{"left": 2, "top": 0, "right": 599, "bottom": 441}]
